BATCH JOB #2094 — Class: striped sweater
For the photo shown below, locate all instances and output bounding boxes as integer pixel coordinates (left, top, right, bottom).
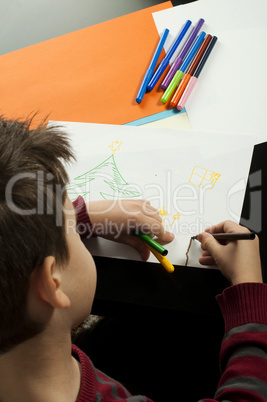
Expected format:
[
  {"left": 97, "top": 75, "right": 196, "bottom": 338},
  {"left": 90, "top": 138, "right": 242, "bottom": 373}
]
[
  {"left": 73, "top": 196, "right": 267, "bottom": 401},
  {"left": 200, "top": 283, "right": 267, "bottom": 402},
  {"left": 72, "top": 344, "right": 153, "bottom": 402}
]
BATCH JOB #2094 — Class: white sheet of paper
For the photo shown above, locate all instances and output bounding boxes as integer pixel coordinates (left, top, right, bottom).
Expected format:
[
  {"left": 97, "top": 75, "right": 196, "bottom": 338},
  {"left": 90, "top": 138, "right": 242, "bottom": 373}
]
[
  {"left": 50, "top": 121, "right": 254, "bottom": 268},
  {"left": 152, "top": 0, "right": 267, "bottom": 144}
]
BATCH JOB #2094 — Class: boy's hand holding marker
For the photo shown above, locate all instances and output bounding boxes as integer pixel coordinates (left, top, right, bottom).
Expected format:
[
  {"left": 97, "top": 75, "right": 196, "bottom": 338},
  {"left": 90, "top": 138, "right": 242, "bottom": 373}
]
[
  {"left": 198, "top": 220, "right": 263, "bottom": 285},
  {"left": 87, "top": 199, "right": 261, "bottom": 282},
  {"left": 86, "top": 199, "right": 174, "bottom": 262}
]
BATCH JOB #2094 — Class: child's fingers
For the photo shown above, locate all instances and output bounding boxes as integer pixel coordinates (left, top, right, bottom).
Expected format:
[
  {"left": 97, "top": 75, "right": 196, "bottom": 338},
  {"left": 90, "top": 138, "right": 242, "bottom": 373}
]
[
  {"left": 156, "top": 224, "right": 175, "bottom": 243},
  {"left": 141, "top": 202, "right": 162, "bottom": 223},
  {"left": 199, "top": 250, "right": 215, "bottom": 265},
  {"left": 198, "top": 232, "right": 220, "bottom": 256},
  {"left": 205, "top": 221, "right": 226, "bottom": 234},
  {"left": 117, "top": 200, "right": 175, "bottom": 243},
  {"left": 205, "top": 220, "right": 249, "bottom": 235},
  {"left": 139, "top": 216, "right": 174, "bottom": 242},
  {"left": 199, "top": 255, "right": 216, "bottom": 266}
]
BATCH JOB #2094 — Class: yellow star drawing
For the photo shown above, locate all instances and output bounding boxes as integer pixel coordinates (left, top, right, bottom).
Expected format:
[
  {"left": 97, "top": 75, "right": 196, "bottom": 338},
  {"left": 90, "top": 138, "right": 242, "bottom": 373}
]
[
  {"left": 159, "top": 207, "right": 181, "bottom": 227},
  {"left": 109, "top": 140, "right": 122, "bottom": 154},
  {"left": 166, "top": 213, "right": 181, "bottom": 227}
]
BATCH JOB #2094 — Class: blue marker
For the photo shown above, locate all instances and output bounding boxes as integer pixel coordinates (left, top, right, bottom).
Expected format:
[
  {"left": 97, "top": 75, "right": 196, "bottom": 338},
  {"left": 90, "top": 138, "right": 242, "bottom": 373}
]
[
  {"left": 161, "top": 31, "right": 206, "bottom": 103},
  {"left": 136, "top": 28, "right": 169, "bottom": 103},
  {"left": 161, "top": 18, "right": 205, "bottom": 89},
  {"left": 147, "top": 19, "right": 192, "bottom": 91}
]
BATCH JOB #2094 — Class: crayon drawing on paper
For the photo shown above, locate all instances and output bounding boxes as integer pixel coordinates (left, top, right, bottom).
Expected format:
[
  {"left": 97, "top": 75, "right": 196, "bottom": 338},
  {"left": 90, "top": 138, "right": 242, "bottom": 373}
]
[
  {"left": 189, "top": 166, "right": 220, "bottom": 189},
  {"left": 67, "top": 141, "right": 142, "bottom": 201},
  {"left": 158, "top": 207, "right": 181, "bottom": 228}
]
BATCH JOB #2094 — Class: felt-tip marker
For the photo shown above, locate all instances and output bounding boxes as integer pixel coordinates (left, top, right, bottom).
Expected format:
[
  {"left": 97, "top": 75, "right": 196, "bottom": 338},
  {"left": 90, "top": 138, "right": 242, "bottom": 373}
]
[
  {"left": 170, "top": 34, "right": 212, "bottom": 107},
  {"left": 161, "top": 31, "right": 206, "bottom": 104},
  {"left": 146, "top": 244, "right": 175, "bottom": 273},
  {"left": 161, "top": 18, "right": 205, "bottom": 90},
  {"left": 177, "top": 36, "right": 217, "bottom": 111},
  {"left": 192, "top": 232, "right": 256, "bottom": 241},
  {"left": 147, "top": 20, "right": 192, "bottom": 91},
  {"left": 135, "top": 232, "right": 168, "bottom": 256},
  {"left": 136, "top": 28, "right": 169, "bottom": 103}
]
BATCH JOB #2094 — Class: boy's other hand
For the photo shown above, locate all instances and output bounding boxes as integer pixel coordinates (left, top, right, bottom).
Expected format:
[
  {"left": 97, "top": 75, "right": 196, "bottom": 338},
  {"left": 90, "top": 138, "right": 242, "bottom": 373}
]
[
  {"left": 87, "top": 199, "right": 174, "bottom": 261},
  {"left": 198, "top": 220, "right": 262, "bottom": 285}
]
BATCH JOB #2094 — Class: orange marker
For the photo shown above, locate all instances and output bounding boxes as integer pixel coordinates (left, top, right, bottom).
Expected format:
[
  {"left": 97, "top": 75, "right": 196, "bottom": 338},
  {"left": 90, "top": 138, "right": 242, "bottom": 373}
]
[{"left": 170, "top": 34, "right": 212, "bottom": 108}]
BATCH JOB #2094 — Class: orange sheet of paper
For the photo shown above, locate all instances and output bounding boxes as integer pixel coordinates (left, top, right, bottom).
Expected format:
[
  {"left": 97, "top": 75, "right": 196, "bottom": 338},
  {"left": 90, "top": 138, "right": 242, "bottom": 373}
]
[{"left": 0, "top": 2, "right": 173, "bottom": 125}]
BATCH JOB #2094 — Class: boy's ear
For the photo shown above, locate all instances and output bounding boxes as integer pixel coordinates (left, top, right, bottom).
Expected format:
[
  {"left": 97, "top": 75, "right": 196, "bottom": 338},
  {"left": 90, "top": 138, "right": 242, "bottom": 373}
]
[{"left": 37, "top": 256, "right": 70, "bottom": 309}]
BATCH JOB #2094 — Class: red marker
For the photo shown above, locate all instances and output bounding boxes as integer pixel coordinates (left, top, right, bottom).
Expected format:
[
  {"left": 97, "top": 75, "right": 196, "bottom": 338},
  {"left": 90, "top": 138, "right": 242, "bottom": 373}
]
[
  {"left": 170, "top": 34, "right": 212, "bottom": 107},
  {"left": 177, "top": 36, "right": 218, "bottom": 111}
]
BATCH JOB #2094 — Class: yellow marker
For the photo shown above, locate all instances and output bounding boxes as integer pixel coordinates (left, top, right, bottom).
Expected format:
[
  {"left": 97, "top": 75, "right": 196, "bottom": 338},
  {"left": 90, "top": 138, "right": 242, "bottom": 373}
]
[{"left": 146, "top": 244, "right": 175, "bottom": 274}]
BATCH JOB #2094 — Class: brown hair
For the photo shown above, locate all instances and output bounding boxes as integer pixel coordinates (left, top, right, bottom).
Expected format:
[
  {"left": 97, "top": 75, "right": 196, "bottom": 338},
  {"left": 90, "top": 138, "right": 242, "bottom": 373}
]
[{"left": 0, "top": 116, "right": 75, "bottom": 353}]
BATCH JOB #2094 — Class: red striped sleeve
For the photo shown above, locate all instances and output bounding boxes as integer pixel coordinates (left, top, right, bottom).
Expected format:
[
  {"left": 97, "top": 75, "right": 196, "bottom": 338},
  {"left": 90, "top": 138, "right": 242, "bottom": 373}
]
[
  {"left": 219, "top": 355, "right": 267, "bottom": 384},
  {"left": 216, "top": 388, "right": 267, "bottom": 402},
  {"left": 198, "top": 283, "right": 267, "bottom": 402},
  {"left": 216, "top": 283, "right": 267, "bottom": 332},
  {"left": 72, "top": 195, "right": 96, "bottom": 238}
]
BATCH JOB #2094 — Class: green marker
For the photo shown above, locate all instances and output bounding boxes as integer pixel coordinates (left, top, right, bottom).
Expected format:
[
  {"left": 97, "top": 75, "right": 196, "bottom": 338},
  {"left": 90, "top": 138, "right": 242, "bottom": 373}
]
[
  {"left": 136, "top": 232, "right": 168, "bottom": 256},
  {"left": 161, "top": 70, "right": 184, "bottom": 104}
]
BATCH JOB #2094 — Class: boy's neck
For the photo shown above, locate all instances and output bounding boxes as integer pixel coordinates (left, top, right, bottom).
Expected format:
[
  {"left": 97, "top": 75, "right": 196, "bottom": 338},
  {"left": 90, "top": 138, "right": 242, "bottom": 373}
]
[{"left": 0, "top": 329, "right": 81, "bottom": 402}]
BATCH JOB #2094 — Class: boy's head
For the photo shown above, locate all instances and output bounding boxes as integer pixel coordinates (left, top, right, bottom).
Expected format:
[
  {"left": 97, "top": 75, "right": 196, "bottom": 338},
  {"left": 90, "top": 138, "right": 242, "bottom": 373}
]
[{"left": 0, "top": 116, "right": 77, "bottom": 353}]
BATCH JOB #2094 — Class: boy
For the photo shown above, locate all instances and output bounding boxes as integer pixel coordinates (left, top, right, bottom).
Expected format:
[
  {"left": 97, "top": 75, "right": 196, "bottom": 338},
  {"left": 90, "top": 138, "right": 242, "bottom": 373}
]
[{"left": 0, "top": 116, "right": 266, "bottom": 401}]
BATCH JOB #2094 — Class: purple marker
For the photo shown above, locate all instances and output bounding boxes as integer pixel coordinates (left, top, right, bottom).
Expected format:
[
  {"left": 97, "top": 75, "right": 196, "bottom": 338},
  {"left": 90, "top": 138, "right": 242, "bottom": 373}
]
[{"left": 161, "top": 18, "right": 204, "bottom": 90}]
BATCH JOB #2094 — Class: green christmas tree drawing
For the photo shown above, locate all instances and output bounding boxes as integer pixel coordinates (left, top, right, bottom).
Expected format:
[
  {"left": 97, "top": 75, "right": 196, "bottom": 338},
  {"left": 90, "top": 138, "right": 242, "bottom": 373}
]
[{"left": 67, "top": 141, "right": 142, "bottom": 200}]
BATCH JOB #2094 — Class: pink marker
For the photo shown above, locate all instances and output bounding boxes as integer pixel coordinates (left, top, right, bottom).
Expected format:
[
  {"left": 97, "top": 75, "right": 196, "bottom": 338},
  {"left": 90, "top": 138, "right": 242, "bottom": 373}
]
[
  {"left": 177, "top": 76, "right": 197, "bottom": 110},
  {"left": 177, "top": 36, "right": 217, "bottom": 111}
]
